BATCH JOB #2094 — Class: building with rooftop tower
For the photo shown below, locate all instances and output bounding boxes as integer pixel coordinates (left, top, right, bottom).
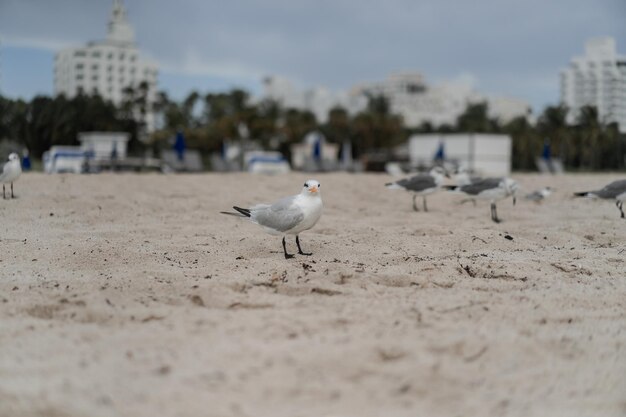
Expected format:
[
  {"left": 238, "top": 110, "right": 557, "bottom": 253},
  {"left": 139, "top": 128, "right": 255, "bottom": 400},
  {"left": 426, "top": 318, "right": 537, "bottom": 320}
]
[{"left": 54, "top": 0, "right": 158, "bottom": 132}]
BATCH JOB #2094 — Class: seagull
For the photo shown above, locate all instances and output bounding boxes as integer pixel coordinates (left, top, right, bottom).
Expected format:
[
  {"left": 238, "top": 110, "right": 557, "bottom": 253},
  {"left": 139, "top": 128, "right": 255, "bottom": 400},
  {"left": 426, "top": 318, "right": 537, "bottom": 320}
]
[
  {"left": 385, "top": 166, "right": 449, "bottom": 212},
  {"left": 525, "top": 186, "right": 553, "bottom": 203},
  {"left": 445, "top": 177, "right": 519, "bottom": 223},
  {"left": 1, "top": 153, "right": 22, "bottom": 199},
  {"left": 453, "top": 167, "right": 482, "bottom": 206},
  {"left": 573, "top": 179, "right": 626, "bottom": 219},
  {"left": 221, "top": 179, "right": 323, "bottom": 259},
  {"left": 453, "top": 166, "right": 482, "bottom": 186}
]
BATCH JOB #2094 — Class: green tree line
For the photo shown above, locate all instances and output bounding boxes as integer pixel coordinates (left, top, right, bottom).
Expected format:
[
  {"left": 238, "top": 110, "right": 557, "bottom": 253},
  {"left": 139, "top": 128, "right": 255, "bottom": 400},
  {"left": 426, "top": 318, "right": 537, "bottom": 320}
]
[
  {"left": 1, "top": 89, "right": 624, "bottom": 171},
  {"left": 441, "top": 102, "right": 625, "bottom": 171}
]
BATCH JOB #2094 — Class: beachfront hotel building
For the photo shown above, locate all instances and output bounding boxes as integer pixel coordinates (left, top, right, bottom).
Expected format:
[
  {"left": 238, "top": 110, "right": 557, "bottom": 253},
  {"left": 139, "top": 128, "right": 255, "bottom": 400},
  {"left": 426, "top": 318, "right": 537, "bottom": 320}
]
[
  {"left": 262, "top": 76, "right": 368, "bottom": 123},
  {"left": 561, "top": 37, "right": 626, "bottom": 132},
  {"left": 352, "top": 72, "right": 531, "bottom": 128},
  {"left": 263, "top": 72, "right": 530, "bottom": 128},
  {"left": 54, "top": 0, "right": 158, "bottom": 131}
]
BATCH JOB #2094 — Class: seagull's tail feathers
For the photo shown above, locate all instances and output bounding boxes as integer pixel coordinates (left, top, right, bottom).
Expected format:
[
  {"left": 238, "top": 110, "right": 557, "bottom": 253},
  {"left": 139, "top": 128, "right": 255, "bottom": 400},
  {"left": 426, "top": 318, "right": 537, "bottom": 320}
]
[
  {"left": 573, "top": 191, "right": 593, "bottom": 198},
  {"left": 233, "top": 206, "right": 252, "bottom": 217},
  {"left": 441, "top": 185, "right": 459, "bottom": 191},
  {"left": 220, "top": 211, "right": 247, "bottom": 218},
  {"left": 220, "top": 206, "right": 252, "bottom": 218},
  {"left": 385, "top": 182, "right": 403, "bottom": 190}
]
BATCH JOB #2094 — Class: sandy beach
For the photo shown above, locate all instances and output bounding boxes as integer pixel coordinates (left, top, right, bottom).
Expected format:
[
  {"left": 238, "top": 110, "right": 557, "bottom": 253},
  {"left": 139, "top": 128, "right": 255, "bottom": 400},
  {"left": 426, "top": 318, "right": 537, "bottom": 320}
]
[{"left": 0, "top": 172, "right": 625, "bottom": 417}]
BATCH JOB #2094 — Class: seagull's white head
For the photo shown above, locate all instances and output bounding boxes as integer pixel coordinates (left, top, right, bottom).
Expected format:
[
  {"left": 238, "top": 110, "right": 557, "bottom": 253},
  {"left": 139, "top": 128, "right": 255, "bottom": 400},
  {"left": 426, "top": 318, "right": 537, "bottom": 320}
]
[
  {"left": 302, "top": 179, "right": 321, "bottom": 195},
  {"left": 8, "top": 153, "right": 19, "bottom": 161},
  {"left": 504, "top": 178, "right": 519, "bottom": 193},
  {"left": 503, "top": 178, "right": 519, "bottom": 205},
  {"left": 430, "top": 166, "right": 450, "bottom": 179}
]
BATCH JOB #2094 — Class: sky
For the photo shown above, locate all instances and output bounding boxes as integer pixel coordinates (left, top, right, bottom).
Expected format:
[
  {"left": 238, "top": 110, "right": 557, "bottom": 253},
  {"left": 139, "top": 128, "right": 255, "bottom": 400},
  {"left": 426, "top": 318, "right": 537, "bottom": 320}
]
[{"left": 0, "top": 0, "right": 624, "bottom": 113}]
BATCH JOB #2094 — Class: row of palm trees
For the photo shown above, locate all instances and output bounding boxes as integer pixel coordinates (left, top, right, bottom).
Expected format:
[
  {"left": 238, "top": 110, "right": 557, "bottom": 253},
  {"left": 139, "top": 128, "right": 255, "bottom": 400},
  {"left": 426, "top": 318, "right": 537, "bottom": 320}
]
[
  {"left": 0, "top": 88, "right": 623, "bottom": 171},
  {"left": 416, "top": 102, "right": 624, "bottom": 171}
]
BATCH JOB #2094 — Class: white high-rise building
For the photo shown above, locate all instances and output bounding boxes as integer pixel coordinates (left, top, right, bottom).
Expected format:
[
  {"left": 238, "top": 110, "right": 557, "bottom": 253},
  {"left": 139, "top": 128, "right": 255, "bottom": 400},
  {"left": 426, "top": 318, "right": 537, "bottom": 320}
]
[
  {"left": 262, "top": 76, "right": 367, "bottom": 123},
  {"left": 54, "top": 0, "right": 158, "bottom": 131},
  {"left": 354, "top": 72, "right": 530, "bottom": 128},
  {"left": 561, "top": 37, "right": 626, "bottom": 132}
]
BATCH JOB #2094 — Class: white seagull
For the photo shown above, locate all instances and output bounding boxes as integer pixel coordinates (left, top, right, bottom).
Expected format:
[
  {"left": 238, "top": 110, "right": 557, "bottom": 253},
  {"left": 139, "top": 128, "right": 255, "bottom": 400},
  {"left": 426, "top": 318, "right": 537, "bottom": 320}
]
[
  {"left": 453, "top": 166, "right": 482, "bottom": 206},
  {"left": 525, "top": 186, "right": 554, "bottom": 203},
  {"left": 385, "top": 166, "right": 449, "bottom": 212},
  {"left": 574, "top": 179, "right": 626, "bottom": 219},
  {"left": 445, "top": 177, "right": 519, "bottom": 223},
  {"left": 1, "top": 153, "right": 22, "bottom": 199},
  {"left": 453, "top": 166, "right": 482, "bottom": 186},
  {"left": 221, "top": 179, "right": 323, "bottom": 259}
]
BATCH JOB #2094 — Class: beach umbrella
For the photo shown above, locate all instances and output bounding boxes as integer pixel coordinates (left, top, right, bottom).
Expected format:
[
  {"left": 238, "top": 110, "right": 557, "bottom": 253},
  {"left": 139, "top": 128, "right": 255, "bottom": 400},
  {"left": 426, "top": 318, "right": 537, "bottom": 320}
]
[
  {"left": 434, "top": 141, "right": 445, "bottom": 162},
  {"left": 174, "top": 131, "right": 186, "bottom": 161}
]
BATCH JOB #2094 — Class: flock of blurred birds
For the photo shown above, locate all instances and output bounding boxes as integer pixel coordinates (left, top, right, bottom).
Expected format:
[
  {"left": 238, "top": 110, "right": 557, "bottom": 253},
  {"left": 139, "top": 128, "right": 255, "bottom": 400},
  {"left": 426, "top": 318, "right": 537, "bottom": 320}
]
[
  {"left": 385, "top": 166, "right": 626, "bottom": 222},
  {"left": 2, "top": 151, "right": 625, "bottom": 221}
]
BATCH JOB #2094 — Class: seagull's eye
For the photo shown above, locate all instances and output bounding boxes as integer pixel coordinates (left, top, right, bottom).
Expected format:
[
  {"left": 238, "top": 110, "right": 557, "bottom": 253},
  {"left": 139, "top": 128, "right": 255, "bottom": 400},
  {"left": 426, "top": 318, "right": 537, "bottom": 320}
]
[{"left": 304, "top": 183, "right": 308, "bottom": 187}]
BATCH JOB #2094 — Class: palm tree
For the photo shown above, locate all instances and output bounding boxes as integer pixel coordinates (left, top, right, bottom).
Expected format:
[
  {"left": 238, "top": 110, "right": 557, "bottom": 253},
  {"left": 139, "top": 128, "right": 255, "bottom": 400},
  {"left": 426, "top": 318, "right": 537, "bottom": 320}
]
[
  {"left": 537, "top": 105, "right": 569, "bottom": 165},
  {"left": 456, "top": 102, "right": 500, "bottom": 133},
  {"left": 504, "top": 116, "right": 541, "bottom": 170},
  {"left": 577, "top": 105, "right": 601, "bottom": 169},
  {"left": 182, "top": 91, "right": 200, "bottom": 127}
]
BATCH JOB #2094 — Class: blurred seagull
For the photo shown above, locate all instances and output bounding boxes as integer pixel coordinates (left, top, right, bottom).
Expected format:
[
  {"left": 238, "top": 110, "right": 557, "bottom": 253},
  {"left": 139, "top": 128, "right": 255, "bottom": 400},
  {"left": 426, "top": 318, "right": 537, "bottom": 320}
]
[
  {"left": 525, "top": 186, "right": 553, "bottom": 203},
  {"left": 221, "top": 179, "right": 323, "bottom": 259},
  {"left": 453, "top": 166, "right": 482, "bottom": 186},
  {"left": 385, "top": 166, "right": 449, "bottom": 212},
  {"left": 1, "top": 153, "right": 22, "bottom": 199},
  {"left": 445, "top": 177, "right": 519, "bottom": 223},
  {"left": 573, "top": 179, "right": 626, "bottom": 219},
  {"left": 453, "top": 166, "right": 482, "bottom": 206}
]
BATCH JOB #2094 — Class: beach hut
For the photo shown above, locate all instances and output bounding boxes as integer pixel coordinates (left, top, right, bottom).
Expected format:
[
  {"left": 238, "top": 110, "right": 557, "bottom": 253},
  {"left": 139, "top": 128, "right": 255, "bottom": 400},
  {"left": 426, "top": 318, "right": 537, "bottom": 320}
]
[{"left": 408, "top": 133, "right": 512, "bottom": 176}]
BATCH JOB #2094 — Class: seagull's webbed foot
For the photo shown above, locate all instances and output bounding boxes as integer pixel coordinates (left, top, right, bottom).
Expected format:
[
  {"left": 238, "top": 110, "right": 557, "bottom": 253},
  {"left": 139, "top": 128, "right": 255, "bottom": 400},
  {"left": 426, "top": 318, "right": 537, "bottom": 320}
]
[
  {"left": 296, "top": 235, "right": 312, "bottom": 256},
  {"left": 282, "top": 237, "right": 295, "bottom": 259},
  {"left": 490, "top": 203, "right": 501, "bottom": 223}
]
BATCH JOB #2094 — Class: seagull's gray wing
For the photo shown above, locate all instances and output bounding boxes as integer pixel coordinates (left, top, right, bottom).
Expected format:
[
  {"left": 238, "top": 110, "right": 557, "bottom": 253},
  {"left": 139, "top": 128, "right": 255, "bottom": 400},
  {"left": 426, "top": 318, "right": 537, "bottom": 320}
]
[
  {"left": 459, "top": 178, "right": 503, "bottom": 195},
  {"left": 596, "top": 179, "right": 626, "bottom": 198},
  {"left": 396, "top": 175, "right": 437, "bottom": 192},
  {"left": 251, "top": 196, "right": 304, "bottom": 232},
  {"left": 0, "top": 161, "right": 9, "bottom": 182}
]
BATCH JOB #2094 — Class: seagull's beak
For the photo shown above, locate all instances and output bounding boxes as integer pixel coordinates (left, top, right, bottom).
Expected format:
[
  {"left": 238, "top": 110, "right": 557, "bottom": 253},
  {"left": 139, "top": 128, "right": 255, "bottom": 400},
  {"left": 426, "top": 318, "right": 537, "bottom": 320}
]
[{"left": 309, "top": 186, "right": 318, "bottom": 193}]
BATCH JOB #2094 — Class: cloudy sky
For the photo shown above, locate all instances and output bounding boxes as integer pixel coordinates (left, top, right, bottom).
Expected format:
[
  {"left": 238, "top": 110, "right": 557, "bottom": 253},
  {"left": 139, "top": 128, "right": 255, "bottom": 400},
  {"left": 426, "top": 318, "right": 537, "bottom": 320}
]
[{"left": 1, "top": 0, "right": 624, "bottom": 112}]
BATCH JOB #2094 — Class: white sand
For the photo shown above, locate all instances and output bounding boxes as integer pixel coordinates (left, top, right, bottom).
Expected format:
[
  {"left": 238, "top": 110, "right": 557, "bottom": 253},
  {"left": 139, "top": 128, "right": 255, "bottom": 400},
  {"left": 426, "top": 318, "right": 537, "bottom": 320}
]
[{"left": 0, "top": 172, "right": 625, "bottom": 417}]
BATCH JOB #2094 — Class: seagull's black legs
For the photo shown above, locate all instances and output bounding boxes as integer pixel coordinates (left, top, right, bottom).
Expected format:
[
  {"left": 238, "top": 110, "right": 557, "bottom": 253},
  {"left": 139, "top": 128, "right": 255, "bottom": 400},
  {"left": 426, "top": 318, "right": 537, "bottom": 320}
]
[
  {"left": 2, "top": 184, "right": 5, "bottom": 199},
  {"left": 617, "top": 201, "right": 625, "bottom": 219},
  {"left": 282, "top": 237, "right": 294, "bottom": 259},
  {"left": 283, "top": 235, "right": 312, "bottom": 258},
  {"left": 423, "top": 196, "right": 428, "bottom": 212},
  {"left": 491, "top": 202, "right": 501, "bottom": 223},
  {"left": 412, "top": 195, "right": 419, "bottom": 212},
  {"left": 10, "top": 182, "right": 14, "bottom": 199},
  {"left": 296, "top": 235, "right": 312, "bottom": 256}
]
